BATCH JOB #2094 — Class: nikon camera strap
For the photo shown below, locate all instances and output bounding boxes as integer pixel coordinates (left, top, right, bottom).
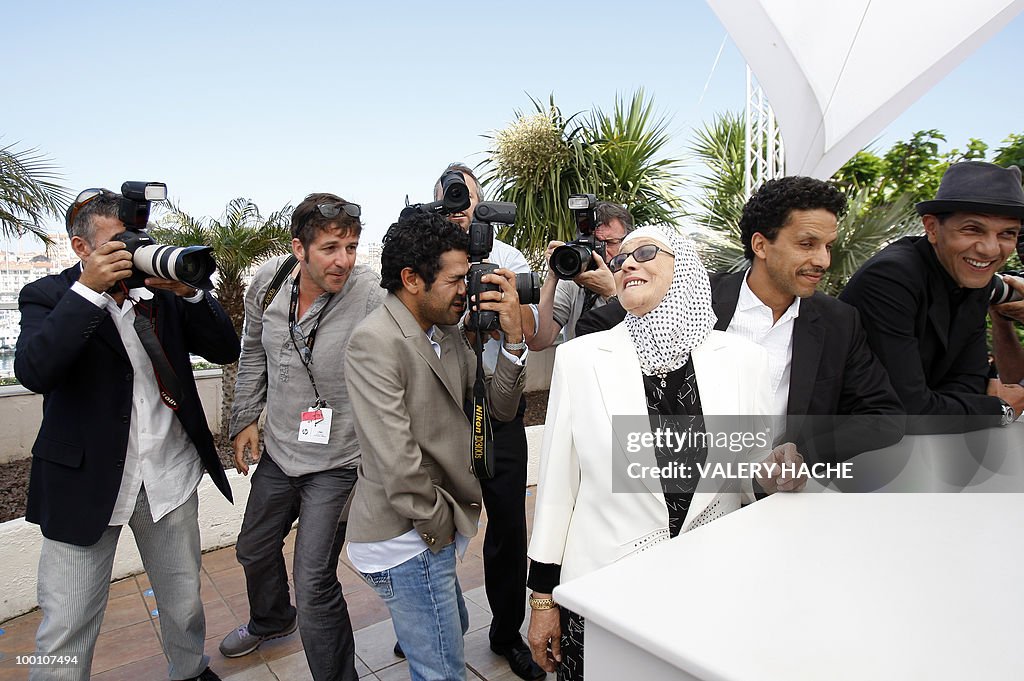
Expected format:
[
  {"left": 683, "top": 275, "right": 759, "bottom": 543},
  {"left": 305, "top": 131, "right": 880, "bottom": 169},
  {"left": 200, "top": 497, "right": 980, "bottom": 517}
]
[
  {"left": 261, "top": 254, "right": 298, "bottom": 312},
  {"left": 469, "top": 330, "right": 495, "bottom": 480}
]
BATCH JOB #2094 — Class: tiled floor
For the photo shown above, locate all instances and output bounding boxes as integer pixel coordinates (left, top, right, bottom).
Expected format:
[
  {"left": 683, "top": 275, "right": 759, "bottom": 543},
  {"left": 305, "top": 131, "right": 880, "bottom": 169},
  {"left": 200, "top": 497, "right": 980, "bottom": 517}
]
[{"left": 0, "top": 488, "right": 542, "bottom": 681}]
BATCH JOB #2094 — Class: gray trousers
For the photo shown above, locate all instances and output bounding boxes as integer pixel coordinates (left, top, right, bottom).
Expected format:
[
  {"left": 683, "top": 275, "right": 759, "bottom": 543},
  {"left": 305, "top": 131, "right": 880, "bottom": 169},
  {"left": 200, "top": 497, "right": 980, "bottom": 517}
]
[
  {"left": 32, "top": 487, "right": 207, "bottom": 681},
  {"left": 235, "top": 452, "right": 358, "bottom": 681}
]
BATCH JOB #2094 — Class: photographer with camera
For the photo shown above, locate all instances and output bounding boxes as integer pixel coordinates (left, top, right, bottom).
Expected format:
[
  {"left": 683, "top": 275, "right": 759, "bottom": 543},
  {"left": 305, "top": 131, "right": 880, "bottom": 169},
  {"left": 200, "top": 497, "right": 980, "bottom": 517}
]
[
  {"left": 425, "top": 163, "right": 544, "bottom": 680},
  {"left": 345, "top": 209, "right": 527, "bottom": 681},
  {"left": 530, "top": 200, "right": 634, "bottom": 350},
  {"left": 15, "top": 186, "right": 240, "bottom": 681}
]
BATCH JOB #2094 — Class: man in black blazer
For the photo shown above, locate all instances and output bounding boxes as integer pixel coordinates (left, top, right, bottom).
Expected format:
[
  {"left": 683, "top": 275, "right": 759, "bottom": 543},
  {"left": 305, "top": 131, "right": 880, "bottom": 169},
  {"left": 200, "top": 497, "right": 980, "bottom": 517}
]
[
  {"left": 840, "top": 161, "right": 1024, "bottom": 433},
  {"left": 578, "top": 177, "right": 904, "bottom": 461},
  {"left": 15, "top": 188, "right": 238, "bottom": 681}
]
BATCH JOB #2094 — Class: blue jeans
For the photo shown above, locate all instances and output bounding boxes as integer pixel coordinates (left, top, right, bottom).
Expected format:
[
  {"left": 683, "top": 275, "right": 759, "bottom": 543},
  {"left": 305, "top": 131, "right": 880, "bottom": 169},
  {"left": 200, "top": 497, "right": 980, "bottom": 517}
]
[{"left": 359, "top": 543, "right": 470, "bottom": 681}]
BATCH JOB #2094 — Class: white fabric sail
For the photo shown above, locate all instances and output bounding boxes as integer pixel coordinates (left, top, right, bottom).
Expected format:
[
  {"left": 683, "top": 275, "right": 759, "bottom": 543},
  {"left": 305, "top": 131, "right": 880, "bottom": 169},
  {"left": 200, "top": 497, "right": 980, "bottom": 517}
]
[{"left": 707, "top": 0, "right": 1024, "bottom": 178}]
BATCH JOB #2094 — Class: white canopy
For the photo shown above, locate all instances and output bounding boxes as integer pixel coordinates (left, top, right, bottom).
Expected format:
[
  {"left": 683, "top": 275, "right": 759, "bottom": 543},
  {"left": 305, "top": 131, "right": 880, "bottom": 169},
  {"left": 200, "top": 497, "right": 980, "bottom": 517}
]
[{"left": 707, "top": 0, "right": 1024, "bottom": 178}]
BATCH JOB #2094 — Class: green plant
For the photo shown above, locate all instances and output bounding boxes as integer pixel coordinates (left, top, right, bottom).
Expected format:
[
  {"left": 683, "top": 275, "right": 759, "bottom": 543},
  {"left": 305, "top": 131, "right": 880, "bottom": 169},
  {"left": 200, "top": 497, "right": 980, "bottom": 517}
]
[
  {"left": 153, "top": 198, "right": 292, "bottom": 434},
  {"left": 0, "top": 140, "right": 72, "bottom": 247},
  {"left": 481, "top": 90, "right": 684, "bottom": 268}
]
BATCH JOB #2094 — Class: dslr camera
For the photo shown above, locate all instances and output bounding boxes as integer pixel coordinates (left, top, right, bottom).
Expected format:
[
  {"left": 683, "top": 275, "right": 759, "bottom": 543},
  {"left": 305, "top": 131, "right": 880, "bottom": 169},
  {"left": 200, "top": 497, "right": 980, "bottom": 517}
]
[
  {"left": 550, "top": 193, "right": 605, "bottom": 280},
  {"left": 465, "top": 202, "right": 541, "bottom": 332},
  {"left": 403, "top": 169, "right": 471, "bottom": 216},
  {"left": 114, "top": 181, "right": 217, "bottom": 290}
]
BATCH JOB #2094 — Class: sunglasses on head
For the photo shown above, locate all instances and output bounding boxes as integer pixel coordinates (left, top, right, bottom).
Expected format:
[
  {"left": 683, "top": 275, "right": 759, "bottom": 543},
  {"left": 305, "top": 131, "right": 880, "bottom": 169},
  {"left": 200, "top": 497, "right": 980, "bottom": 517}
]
[
  {"left": 65, "top": 187, "right": 114, "bottom": 232},
  {"left": 607, "top": 243, "right": 674, "bottom": 273},
  {"left": 316, "top": 202, "right": 361, "bottom": 220}
]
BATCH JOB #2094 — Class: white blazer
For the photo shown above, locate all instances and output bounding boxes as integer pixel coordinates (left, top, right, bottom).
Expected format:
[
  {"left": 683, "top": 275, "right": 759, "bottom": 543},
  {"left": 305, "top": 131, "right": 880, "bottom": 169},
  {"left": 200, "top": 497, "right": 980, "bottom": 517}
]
[{"left": 528, "top": 324, "right": 775, "bottom": 584}]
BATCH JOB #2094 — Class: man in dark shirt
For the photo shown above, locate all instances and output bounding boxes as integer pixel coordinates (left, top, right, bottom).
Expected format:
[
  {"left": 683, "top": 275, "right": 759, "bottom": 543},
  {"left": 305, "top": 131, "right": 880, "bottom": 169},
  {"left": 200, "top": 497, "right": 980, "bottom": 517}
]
[{"left": 840, "top": 161, "right": 1024, "bottom": 432}]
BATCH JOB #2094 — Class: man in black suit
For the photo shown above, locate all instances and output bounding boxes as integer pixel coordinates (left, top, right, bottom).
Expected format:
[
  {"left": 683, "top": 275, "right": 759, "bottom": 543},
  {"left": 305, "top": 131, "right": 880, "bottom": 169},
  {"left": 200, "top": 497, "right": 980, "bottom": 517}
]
[
  {"left": 840, "top": 161, "right": 1024, "bottom": 433},
  {"left": 578, "top": 176, "right": 904, "bottom": 461},
  {"left": 15, "top": 188, "right": 239, "bottom": 681}
]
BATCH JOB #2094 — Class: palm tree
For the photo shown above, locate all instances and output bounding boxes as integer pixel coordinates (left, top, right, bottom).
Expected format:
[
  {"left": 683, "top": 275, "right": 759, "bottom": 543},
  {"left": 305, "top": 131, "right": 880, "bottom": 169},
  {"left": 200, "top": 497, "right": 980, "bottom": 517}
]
[
  {"left": 0, "top": 140, "right": 72, "bottom": 247},
  {"left": 153, "top": 198, "right": 293, "bottom": 436},
  {"left": 480, "top": 90, "right": 684, "bottom": 268},
  {"left": 686, "top": 112, "right": 748, "bottom": 273}
]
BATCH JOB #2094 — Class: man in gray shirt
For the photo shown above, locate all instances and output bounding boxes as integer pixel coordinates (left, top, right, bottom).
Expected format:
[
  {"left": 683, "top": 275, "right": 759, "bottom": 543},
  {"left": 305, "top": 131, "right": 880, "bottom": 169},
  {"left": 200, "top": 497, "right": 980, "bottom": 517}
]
[{"left": 220, "top": 192, "right": 385, "bottom": 681}]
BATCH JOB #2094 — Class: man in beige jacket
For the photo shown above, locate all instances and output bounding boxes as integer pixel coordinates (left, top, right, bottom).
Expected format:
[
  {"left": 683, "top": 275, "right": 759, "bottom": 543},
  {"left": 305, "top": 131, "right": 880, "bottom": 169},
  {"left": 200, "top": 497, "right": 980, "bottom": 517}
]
[{"left": 345, "top": 209, "right": 527, "bottom": 680}]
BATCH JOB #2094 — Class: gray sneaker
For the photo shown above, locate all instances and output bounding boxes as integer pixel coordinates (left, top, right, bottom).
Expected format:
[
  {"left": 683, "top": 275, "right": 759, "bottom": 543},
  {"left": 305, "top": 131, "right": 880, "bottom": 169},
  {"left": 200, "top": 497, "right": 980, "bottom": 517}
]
[{"left": 219, "top": 620, "right": 298, "bottom": 658}]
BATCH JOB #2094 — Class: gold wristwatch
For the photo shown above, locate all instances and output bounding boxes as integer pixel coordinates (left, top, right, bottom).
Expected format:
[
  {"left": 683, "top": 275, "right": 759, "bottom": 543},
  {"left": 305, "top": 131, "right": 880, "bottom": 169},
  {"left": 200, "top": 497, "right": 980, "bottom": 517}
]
[{"left": 529, "top": 596, "right": 557, "bottom": 610}]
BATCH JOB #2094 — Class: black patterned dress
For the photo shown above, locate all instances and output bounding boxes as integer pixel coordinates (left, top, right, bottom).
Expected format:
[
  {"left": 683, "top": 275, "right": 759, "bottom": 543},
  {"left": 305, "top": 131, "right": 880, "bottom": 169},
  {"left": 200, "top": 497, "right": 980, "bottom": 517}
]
[{"left": 527, "top": 359, "right": 707, "bottom": 681}]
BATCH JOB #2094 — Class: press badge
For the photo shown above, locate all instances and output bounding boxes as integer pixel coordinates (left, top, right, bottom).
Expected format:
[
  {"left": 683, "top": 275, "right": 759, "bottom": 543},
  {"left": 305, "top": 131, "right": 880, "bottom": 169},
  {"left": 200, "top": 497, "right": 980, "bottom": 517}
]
[{"left": 298, "top": 407, "right": 333, "bottom": 444}]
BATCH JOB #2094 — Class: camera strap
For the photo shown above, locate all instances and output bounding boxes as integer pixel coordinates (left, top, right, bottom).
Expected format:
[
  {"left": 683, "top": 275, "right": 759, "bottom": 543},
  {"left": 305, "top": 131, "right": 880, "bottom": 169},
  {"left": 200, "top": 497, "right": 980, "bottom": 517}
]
[
  {"left": 131, "top": 298, "right": 184, "bottom": 411},
  {"left": 469, "top": 331, "right": 495, "bottom": 480},
  {"left": 262, "top": 254, "right": 298, "bottom": 312}
]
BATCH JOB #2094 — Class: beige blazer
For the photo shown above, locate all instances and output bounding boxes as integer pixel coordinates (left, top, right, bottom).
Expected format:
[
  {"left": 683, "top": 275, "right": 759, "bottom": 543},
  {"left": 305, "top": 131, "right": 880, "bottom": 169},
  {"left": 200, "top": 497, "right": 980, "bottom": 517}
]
[
  {"left": 345, "top": 294, "right": 526, "bottom": 552},
  {"left": 528, "top": 324, "right": 774, "bottom": 584}
]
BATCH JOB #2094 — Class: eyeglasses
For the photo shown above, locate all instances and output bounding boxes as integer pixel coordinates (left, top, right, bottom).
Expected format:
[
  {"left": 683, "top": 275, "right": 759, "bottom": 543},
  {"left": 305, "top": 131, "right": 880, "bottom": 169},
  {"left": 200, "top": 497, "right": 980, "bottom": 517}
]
[
  {"left": 607, "top": 244, "right": 674, "bottom": 273},
  {"left": 601, "top": 237, "right": 624, "bottom": 246},
  {"left": 316, "top": 202, "right": 361, "bottom": 220},
  {"left": 65, "top": 187, "right": 113, "bottom": 232}
]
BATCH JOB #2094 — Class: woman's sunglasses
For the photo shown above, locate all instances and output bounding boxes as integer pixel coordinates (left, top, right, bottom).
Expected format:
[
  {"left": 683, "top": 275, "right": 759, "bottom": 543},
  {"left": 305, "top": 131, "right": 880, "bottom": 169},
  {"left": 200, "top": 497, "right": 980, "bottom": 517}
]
[{"left": 607, "top": 244, "right": 674, "bottom": 273}]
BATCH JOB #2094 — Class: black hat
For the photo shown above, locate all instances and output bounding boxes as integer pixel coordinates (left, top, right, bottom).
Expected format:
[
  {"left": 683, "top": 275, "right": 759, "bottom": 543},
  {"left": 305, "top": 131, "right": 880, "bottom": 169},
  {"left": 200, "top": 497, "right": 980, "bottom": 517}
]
[{"left": 916, "top": 161, "right": 1024, "bottom": 219}]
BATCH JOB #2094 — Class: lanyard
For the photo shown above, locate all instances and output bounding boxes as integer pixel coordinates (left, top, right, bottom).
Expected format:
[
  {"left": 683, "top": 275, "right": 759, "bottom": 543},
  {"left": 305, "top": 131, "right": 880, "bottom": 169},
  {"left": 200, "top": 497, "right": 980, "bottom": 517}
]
[{"left": 288, "top": 274, "right": 333, "bottom": 407}]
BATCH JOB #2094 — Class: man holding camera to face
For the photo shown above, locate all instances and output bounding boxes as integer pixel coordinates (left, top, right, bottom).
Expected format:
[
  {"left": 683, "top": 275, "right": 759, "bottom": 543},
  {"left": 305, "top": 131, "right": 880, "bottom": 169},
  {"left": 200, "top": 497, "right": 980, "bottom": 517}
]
[
  {"left": 530, "top": 201, "right": 634, "bottom": 350},
  {"left": 412, "top": 164, "right": 544, "bottom": 679},
  {"left": 223, "top": 193, "right": 384, "bottom": 681},
  {"left": 345, "top": 209, "right": 527, "bottom": 681},
  {"left": 15, "top": 187, "right": 240, "bottom": 681}
]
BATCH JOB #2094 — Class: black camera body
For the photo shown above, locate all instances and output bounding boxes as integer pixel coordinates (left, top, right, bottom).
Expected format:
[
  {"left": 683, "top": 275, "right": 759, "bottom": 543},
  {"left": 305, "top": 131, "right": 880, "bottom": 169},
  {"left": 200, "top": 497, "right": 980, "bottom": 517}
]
[
  {"left": 403, "top": 170, "right": 471, "bottom": 217},
  {"left": 550, "top": 193, "right": 605, "bottom": 280},
  {"left": 113, "top": 181, "right": 217, "bottom": 291},
  {"left": 465, "top": 201, "right": 541, "bottom": 332}
]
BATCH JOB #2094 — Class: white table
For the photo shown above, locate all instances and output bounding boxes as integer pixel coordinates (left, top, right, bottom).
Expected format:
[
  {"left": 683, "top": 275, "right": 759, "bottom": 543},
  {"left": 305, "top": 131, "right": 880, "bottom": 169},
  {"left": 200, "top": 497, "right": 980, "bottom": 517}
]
[{"left": 553, "top": 428, "right": 1024, "bottom": 680}]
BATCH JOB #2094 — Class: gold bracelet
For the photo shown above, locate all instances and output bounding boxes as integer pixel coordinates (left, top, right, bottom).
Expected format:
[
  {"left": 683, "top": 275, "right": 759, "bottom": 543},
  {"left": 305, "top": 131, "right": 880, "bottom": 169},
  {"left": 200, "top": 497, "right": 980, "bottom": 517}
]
[{"left": 529, "top": 596, "right": 557, "bottom": 610}]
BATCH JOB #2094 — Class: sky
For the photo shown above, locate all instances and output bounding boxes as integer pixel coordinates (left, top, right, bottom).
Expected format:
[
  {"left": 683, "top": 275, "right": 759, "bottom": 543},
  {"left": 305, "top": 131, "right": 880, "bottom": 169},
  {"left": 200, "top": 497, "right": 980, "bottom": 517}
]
[{"left": 6, "top": 0, "right": 1024, "bottom": 250}]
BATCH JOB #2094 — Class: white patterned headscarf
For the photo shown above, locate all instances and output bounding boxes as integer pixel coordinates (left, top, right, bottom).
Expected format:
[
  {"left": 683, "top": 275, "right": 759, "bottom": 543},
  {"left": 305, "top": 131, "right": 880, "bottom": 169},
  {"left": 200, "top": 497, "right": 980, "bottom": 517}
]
[{"left": 621, "top": 226, "right": 717, "bottom": 376}]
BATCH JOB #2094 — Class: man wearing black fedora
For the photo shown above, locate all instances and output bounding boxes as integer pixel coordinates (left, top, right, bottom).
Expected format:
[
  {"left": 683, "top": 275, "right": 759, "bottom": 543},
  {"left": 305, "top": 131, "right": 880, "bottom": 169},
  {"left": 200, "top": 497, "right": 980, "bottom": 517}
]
[{"left": 840, "top": 161, "right": 1024, "bottom": 433}]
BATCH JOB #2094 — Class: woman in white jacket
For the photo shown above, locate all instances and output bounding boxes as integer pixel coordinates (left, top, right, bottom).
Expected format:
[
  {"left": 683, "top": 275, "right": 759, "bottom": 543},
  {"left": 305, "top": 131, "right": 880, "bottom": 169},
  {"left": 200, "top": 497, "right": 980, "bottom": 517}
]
[{"left": 525, "top": 226, "right": 806, "bottom": 680}]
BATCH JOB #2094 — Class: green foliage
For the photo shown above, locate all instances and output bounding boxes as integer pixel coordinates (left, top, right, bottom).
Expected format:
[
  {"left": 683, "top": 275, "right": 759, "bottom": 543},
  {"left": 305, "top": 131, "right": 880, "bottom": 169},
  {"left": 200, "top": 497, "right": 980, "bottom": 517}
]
[
  {"left": 993, "top": 133, "right": 1024, "bottom": 170},
  {"left": 693, "top": 121, "right": 1024, "bottom": 296},
  {"left": 481, "top": 90, "right": 684, "bottom": 267},
  {"left": 821, "top": 190, "right": 920, "bottom": 295},
  {"left": 0, "top": 140, "right": 72, "bottom": 247},
  {"left": 686, "top": 112, "right": 747, "bottom": 273},
  {"left": 153, "top": 198, "right": 292, "bottom": 436}
]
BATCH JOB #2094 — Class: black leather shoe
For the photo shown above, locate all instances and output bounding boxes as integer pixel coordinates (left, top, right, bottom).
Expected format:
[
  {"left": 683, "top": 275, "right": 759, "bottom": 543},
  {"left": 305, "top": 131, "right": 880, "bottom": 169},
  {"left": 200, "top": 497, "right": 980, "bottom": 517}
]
[
  {"left": 394, "top": 641, "right": 405, "bottom": 658},
  {"left": 177, "top": 667, "right": 221, "bottom": 681},
  {"left": 491, "top": 640, "right": 546, "bottom": 680}
]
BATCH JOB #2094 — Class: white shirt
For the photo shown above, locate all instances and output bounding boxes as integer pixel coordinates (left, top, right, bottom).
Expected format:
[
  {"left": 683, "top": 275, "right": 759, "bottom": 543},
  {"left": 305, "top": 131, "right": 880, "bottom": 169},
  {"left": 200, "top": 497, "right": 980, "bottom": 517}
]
[
  {"left": 71, "top": 280, "right": 205, "bottom": 525},
  {"left": 725, "top": 271, "right": 800, "bottom": 435},
  {"left": 347, "top": 324, "right": 526, "bottom": 573}
]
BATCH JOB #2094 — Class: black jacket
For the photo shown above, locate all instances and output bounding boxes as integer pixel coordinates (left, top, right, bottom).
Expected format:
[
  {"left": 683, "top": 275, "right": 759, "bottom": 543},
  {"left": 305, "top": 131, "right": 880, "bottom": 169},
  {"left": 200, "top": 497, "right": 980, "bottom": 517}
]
[
  {"left": 576, "top": 270, "right": 906, "bottom": 459},
  {"left": 15, "top": 266, "right": 240, "bottom": 545},
  {"left": 839, "top": 236, "right": 1001, "bottom": 432}
]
